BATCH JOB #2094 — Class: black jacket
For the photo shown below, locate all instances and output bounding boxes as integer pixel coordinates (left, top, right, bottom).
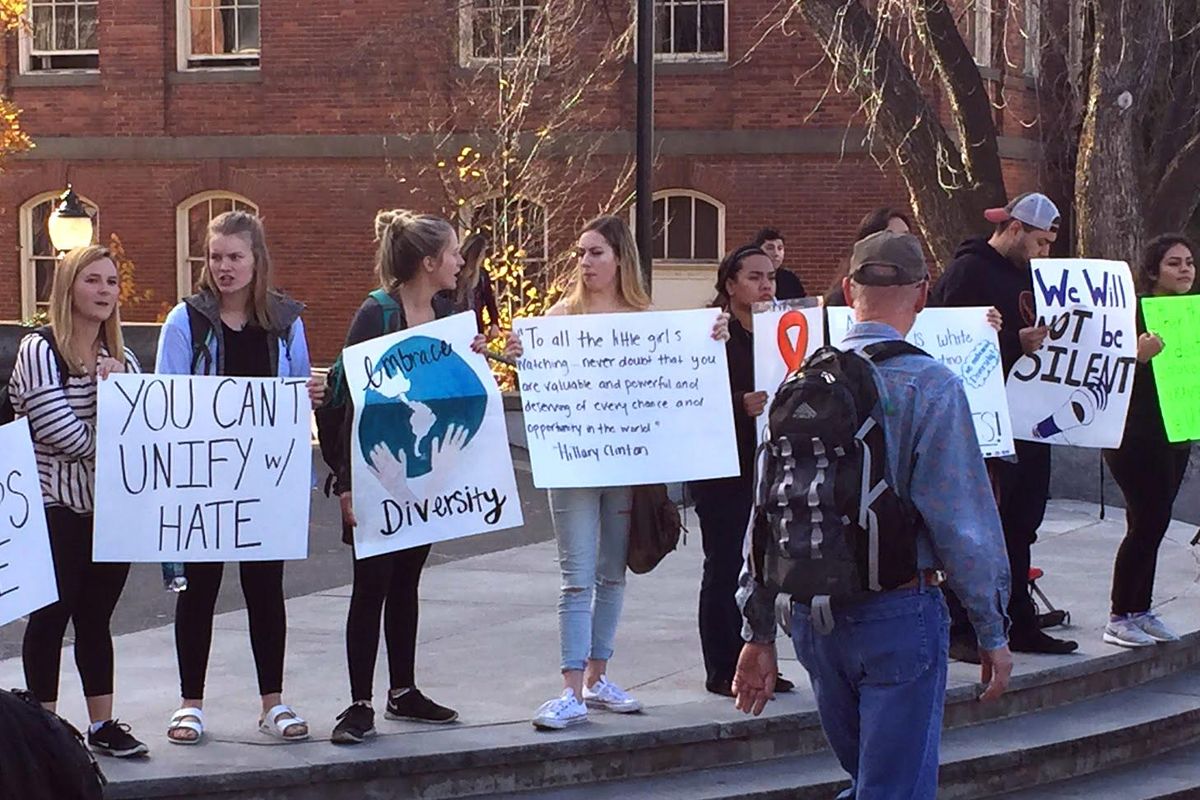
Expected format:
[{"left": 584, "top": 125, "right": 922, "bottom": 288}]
[{"left": 929, "top": 238, "right": 1030, "bottom": 377}]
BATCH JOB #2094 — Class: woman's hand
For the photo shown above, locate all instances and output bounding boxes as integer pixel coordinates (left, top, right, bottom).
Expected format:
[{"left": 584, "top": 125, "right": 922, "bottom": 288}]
[
  {"left": 742, "top": 391, "right": 769, "bottom": 418},
  {"left": 711, "top": 312, "right": 731, "bottom": 342},
  {"left": 470, "top": 334, "right": 487, "bottom": 354},
  {"left": 96, "top": 357, "right": 125, "bottom": 380},
  {"left": 339, "top": 492, "right": 356, "bottom": 529},
  {"left": 488, "top": 324, "right": 502, "bottom": 340},
  {"left": 306, "top": 375, "right": 327, "bottom": 407},
  {"left": 503, "top": 331, "right": 523, "bottom": 360},
  {"left": 985, "top": 306, "right": 1003, "bottom": 332},
  {"left": 1137, "top": 331, "right": 1165, "bottom": 363}
]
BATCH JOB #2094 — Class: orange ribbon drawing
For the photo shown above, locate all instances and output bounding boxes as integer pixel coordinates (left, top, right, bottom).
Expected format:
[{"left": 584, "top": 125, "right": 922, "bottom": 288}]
[{"left": 777, "top": 310, "right": 810, "bottom": 374}]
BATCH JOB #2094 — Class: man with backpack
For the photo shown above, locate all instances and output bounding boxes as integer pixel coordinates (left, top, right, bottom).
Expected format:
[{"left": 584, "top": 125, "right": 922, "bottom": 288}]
[{"left": 733, "top": 231, "right": 1012, "bottom": 798}]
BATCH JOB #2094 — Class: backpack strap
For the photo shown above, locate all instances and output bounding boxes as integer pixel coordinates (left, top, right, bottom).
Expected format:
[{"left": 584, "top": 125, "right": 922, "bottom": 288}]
[
  {"left": 185, "top": 304, "right": 215, "bottom": 375},
  {"left": 33, "top": 326, "right": 70, "bottom": 386},
  {"left": 862, "top": 340, "right": 929, "bottom": 363},
  {"left": 368, "top": 288, "right": 402, "bottom": 333}
]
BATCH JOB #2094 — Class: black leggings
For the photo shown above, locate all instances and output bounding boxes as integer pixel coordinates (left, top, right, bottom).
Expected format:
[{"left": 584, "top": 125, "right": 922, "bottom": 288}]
[
  {"left": 175, "top": 561, "right": 286, "bottom": 699},
  {"left": 1105, "top": 441, "right": 1191, "bottom": 616},
  {"left": 693, "top": 478, "right": 753, "bottom": 687},
  {"left": 23, "top": 507, "right": 130, "bottom": 703},
  {"left": 346, "top": 544, "right": 431, "bottom": 702}
]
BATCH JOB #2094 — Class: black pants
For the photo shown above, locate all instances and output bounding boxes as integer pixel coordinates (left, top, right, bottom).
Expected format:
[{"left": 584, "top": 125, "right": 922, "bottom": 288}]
[
  {"left": 949, "top": 440, "right": 1050, "bottom": 642},
  {"left": 693, "top": 478, "right": 753, "bottom": 687},
  {"left": 346, "top": 544, "right": 431, "bottom": 702},
  {"left": 1104, "top": 441, "right": 1191, "bottom": 615},
  {"left": 175, "top": 561, "right": 286, "bottom": 698},
  {"left": 23, "top": 507, "right": 130, "bottom": 703}
]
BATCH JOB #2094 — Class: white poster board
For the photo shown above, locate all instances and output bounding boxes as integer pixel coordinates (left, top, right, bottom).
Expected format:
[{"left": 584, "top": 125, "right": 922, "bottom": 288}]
[
  {"left": 343, "top": 312, "right": 523, "bottom": 559},
  {"left": 94, "top": 374, "right": 312, "bottom": 562},
  {"left": 513, "top": 308, "right": 739, "bottom": 488},
  {"left": 752, "top": 299, "right": 824, "bottom": 444},
  {"left": 827, "top": 306, "right": 1016, "bottom": 458},
  {"left": 1005, "top": 259, "right": 1137, "bottom": 448},
  {"left": 0, "top": 419, "right": 56, "bottom": 626}
]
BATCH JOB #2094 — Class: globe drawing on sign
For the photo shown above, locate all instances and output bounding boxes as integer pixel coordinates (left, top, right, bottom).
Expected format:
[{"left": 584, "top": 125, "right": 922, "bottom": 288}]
[{"left": 358, "top": 335, "right": 487, "bottom": 479}]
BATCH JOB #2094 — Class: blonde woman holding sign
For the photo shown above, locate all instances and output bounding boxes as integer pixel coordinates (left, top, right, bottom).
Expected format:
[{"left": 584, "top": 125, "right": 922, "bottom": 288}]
[
  {"left": 531, "top": 215, "right": 730, "bottom": 730},
  {"left": 8, "top": 244, "right": 148, "bottom": 757},
  {"left": 156, "top": 211, "right": 323, "bottom": 744}
]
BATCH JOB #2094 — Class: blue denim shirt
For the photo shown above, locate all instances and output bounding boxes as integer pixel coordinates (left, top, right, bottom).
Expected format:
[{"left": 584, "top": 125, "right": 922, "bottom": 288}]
[{"left": 739, "top": 321, "right": 1011, "bottom": 650}]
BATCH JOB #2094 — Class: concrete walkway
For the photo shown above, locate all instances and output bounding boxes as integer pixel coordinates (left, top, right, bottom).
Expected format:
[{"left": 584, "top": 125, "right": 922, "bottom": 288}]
[{"left": 2, "top": 498, "right": 1199, "bottom": 788}]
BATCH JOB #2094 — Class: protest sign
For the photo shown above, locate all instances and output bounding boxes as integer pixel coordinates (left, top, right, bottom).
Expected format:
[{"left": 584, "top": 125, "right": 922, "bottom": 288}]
[
  {"left": 1141, "top": 295, "right": 1200, "bottom": 443},
  {"left": 343, "top": 311, "right": 523, "bottom": 559},
  {"left": 1006, "top": 259, "right": 1137, "bottom": 448},
  {"left": 514, "top": 308, "right": 739, "bottom": 488},
  {"left": 752, "top": 299, "right": 824, "bottom": 444},
  {"left": 0, "top": 419, "right": 56, "bottom": 626},
  {"left": 94, "top": 374, "right": 312, "bottom": 562},
  {"left": 827, "top": 306, "right": 1016, "bottom": 458}
]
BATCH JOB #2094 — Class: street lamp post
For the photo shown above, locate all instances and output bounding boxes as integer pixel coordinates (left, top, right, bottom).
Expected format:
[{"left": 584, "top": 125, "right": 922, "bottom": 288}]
[
  {"left": 47, "top": 184, "right": 94, "bottom": 252},
  {"left": 635, "top": 0, "right": 654, "bottom": 292}
]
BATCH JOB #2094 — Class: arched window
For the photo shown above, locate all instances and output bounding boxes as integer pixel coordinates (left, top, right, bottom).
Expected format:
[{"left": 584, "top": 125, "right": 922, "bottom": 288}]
[
  {"left": 175, "top": 191, "right": 259, "bottom": 299},
  {"left": 650, "top": 190, "right": 724, "bottom": 266},
  {"left": 19, "top": 191, "right": 100, "bottom": 320},
  {"left": 464, "top": 195, "right": 549, "bottom": 316}
]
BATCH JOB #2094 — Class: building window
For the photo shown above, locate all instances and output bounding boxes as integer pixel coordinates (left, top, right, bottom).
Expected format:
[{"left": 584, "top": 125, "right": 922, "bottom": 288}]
[
  {"left": 654, "top": 0, "right": 726, "bottom": 62},
  {"left": 19, "top": 192, "right": 100, "bottom": 320},
  {"left": 461, "top": 0, "right": 544, "bottom": 64},
  {"left": 178, "top": 0, "right": 260, "bottom": 70},
  {"left": 24, "top": 0, "right": 99, "bottom": 72},
  {"left": 973, "top": 0, "right": 993, "bottom": 69},
  {"left": 465, "top": 196, "right": 548, "bottom": 315},
  {"left": 649, "top": 191, "right": 723, "bottom": 265},
  {"left": 1024, "top": 0, "right": 1041, "bottom": 77},
  {"left": 176, "top": 192, "right": 258, "bottom": 299}
]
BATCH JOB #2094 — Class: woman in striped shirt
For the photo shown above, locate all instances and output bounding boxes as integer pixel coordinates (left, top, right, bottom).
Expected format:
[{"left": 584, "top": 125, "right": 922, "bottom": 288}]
[{"left": 8, "top": 244, "right": 149, "bottom": 758}]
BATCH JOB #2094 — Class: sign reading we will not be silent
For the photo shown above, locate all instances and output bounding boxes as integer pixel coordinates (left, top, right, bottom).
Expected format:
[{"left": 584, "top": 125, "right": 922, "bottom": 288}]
[
  {"left": 1142, "top": 294, "right": 1200, "bottom": 443},
  {"left": 514, "top": 308, "right": 740, "bottom": 488},
  {"left": 0, "top": 419, "right": 56, "bottom": 627},
  {"left": 93, "top": 374, "right": 313, "bottom": 562},
  {"left": 1006, "top": 259, "right": 1137, "bottom": 449}
]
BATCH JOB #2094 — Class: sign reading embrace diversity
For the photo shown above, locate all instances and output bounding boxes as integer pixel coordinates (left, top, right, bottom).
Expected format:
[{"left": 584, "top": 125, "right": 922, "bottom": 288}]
[
  {"left": 0, "top": 419, "right": 56, "bottom": 626},
  {"left": 826, "top": 306, "right": 1016, "bottom": 458},
  {"left": 1006, "top": 259, "right": 1137, "bottom": 448},
  {"left": 1141, "top": 294, "right": 1200, "bottom": 443},
  {"left": 514, "top": 308, "right": 739, "bottom": 488},
  {"left": 752, "top": 299, "right": 824, "bottom": 445},
  {"left": 343, "top": 312, "right": 523, "bottom": 559},
  {"left": 94, "top": 374, "right": 313, "bottom": 562}
]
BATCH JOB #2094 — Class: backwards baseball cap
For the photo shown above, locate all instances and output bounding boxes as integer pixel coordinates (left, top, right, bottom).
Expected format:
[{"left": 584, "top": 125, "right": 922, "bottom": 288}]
[
  {"left": 848, "top": 231, "right": 929, "bottom": 286},
  {"left": 984, "top": 192, "right": 1061, "bottom": 232}
]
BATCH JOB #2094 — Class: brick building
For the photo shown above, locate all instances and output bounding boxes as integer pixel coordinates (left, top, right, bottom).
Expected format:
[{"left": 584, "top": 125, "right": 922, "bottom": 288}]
[{"left": 0, "top": 0, "right": 1046, "bottom": 363}]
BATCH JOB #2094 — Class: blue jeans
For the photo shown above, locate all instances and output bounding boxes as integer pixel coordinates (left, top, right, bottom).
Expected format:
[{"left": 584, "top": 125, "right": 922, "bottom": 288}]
[
  {"left": 549, "top": 487, "right": 632, "bottom": 672},
  {"left": 791, "top": 587, "right": 950, "bottom": 800}
]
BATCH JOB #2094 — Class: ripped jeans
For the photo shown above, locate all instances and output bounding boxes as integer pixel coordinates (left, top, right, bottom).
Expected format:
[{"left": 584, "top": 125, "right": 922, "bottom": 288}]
[{"left": 549, "top": 487, "right": 632, "bottom": 672}]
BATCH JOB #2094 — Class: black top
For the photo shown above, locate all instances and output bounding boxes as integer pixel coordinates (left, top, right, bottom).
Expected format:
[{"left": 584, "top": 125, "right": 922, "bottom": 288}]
[
  {"left": 726, "top": 316, "right": 758, "bottom": 479},
  {"left": 1119, "top": 302, "right": 1179, "bottom": 448},
  {"left": 775, "top": 268, "right": 807, "bottom": 301},
  {"left": 929, "top": 237, "right": 1030, "bottom": 378},
  {"left": 220, "top": 322, "right": 271, "bottom": 378}
]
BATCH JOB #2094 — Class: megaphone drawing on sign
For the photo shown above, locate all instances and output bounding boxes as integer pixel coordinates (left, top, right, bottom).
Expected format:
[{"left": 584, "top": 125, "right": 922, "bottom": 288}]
[{"left": 1032, "top": 382, "right": 1109, "bottom": 440}]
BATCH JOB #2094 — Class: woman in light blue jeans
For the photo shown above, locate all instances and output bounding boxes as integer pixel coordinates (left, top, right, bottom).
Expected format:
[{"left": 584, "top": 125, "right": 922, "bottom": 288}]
[{"left": 531, "top": 215, "right": 729, "bottom": 730}]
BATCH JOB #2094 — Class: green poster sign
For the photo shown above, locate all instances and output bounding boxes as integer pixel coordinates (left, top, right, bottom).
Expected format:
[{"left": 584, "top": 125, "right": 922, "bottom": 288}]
[{"left": 1141, "top": 295, "right": 1200, "bottom": 443}]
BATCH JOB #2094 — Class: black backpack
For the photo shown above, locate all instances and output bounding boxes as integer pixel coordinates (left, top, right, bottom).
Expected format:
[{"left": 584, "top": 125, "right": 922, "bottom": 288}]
[
  {"left": 0, "top": 327, "right": 70, "bottom": 426},
  {"left": 0, "top": 688, "right": 106, "bottom": 800},
  {"left": 750, "top": 342, "right": 927, "bottom": 618}
]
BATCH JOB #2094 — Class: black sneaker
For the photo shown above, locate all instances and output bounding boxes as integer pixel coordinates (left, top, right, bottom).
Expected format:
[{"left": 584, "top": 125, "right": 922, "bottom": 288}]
[
  {"left": 331, "top": 703, "right": 376, "bottom": 745},
  {"left": 88, "top": 719, "right": 149, "bottom": 758},
  {"left": 774, "top": 674, "right": 795, "bottom": 693},
  {"left": 949, "top": 637, "right": 982, "bottom": 664},
  {"left": 1011, "top": 628, "right": 1079, "bottom": 655},
  {"left": 385, "top": 689, "right": 458, "bottom": 724}
]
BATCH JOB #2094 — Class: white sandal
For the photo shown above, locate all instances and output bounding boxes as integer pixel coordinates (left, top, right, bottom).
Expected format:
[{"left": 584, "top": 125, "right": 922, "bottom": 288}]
[
  {"left": 258, "top": 704, "right": 309, "bottom": 742},
  {"left": 167, "top": 707, "right": 204, "bottom": 745}
]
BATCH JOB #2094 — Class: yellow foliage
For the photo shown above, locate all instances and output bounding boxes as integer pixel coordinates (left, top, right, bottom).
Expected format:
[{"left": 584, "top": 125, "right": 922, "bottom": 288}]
[{"left": 108, "top": 233, "right": 155, "bottom": 309}]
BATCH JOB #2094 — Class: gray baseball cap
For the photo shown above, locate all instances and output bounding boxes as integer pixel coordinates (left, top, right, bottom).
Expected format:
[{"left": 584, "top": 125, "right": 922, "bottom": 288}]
[
  {"left": 984, "top": 192, "right": 1061, "bottom": 232},
  {"left": 848, "top": 231, "right": 929, "bottom": 286}
]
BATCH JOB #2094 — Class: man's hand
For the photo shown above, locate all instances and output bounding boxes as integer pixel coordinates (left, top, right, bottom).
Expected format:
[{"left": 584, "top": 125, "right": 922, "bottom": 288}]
[
  {"left": 742, "top": 390, "right": 769, "bottom": 418},
  {"left": 1018, "top": 325, "right": 1049, "bottom": 355},
  {"left": 978, "top": 644, "right": 1013, "bottom": 702},
  {"left": 732, "top": 642, "right": 778, "bottom": 716}
]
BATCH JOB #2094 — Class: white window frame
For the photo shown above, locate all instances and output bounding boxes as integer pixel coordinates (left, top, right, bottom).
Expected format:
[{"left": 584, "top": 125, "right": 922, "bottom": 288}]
[
  {"left": 19, "top": 0, "right": 100, "bottom": 74},
  {"left": 973, "top": 0, "right": 993, "bottom": 69},
  {"left": 642, "top": 189, "right": 726, "bottom": 267},
  {"left": 175, "top": 191, "right": 259, "bottom": 300},
  {"left": 458, "top": 0, "right": 549, "bottom": 68},
  {"left": 19, "top": 190, "right": 100, "bottom": 320},
  {"left": 1024, "top": 0, "right": 1041, "bottom": 77},
  {"left": 653, "top": 0, "right": 728, "bottom": 63},
  {"left": 176, "top": 0, "right": 261, "bottom": 72}
]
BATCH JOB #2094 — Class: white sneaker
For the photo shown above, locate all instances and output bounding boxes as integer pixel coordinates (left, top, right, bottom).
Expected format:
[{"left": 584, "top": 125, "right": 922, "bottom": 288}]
[
  {"left": 1103, "top": 617, "right": 1157, "bottom": 648},
  {"left": 532, "top": 689, "right": 588, "bottom": 730},
  {"left": 582, "top": 676, "right": 643, "bottom": 714},
  {"left": 1132, "top": 611, "right": 1180, "bottom": 642}
]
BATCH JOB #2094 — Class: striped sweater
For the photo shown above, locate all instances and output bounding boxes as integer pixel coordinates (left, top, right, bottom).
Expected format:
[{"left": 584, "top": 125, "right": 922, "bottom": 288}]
[{"left": 7, "top": 333, "right": 140, "bottom": 514}]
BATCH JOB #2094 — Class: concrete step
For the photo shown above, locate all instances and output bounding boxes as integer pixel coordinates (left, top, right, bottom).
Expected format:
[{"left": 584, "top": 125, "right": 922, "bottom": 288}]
[
  {"left": 474, "top": 668, "right": 1200, "bottom": 800},
  {"left": 993, "top": 741, "right": 1200, "bottom": 799}
]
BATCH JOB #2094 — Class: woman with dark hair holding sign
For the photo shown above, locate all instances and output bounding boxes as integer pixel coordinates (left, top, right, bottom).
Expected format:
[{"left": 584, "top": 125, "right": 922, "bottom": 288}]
[
  {"left": 156, "top": 210, "right": 324, "bottom": 744},
  {"left": 8, "top": 244, "right": 148, "bottom": 758},
  {"left": 530, "top": 215, "right": 731, "bottom": 731},
  {"left": 691, "top": 245, "right": 796, "bottom": 698},
  {"left": 1101, "top": 234, "right": 1196, "bottom": 649},
  {"left": 329, "top": 209, "right": 522, "bottom": 745}
]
